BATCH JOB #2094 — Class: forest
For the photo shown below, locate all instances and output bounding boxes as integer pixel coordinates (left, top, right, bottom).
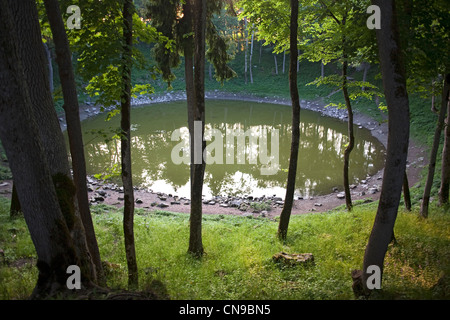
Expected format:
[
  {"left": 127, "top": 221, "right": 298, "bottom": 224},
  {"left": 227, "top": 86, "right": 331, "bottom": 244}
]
[{"left": 0, "top": 0, "right": 449, "bottom": 307}]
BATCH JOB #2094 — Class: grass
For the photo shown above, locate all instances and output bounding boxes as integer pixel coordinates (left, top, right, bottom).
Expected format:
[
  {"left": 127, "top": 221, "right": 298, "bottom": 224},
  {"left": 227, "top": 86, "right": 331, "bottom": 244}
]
[{"left": 1, "top": 198, "right": 448, "bottom": 300}]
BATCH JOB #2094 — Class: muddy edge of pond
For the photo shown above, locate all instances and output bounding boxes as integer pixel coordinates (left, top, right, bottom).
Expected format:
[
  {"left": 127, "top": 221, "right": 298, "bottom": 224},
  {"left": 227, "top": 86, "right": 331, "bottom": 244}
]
[{"left": 25, "top": 91, "right": 426, "bottom": 217}]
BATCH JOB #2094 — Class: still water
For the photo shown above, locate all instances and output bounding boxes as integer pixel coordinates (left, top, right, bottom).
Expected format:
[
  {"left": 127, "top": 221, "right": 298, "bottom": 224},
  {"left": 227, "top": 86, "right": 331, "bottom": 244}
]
[{"left": 78, "top": 100, "right": 386, "bottom": 199}]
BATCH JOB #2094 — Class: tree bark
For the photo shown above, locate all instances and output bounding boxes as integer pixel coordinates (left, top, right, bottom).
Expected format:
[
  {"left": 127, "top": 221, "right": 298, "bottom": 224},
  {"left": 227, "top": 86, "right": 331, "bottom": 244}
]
[
  {"left": 342, "top": 30, "right": 354, "bottom": 212},
  {"left": 0, "top": 0, "right": 86, "bottom": 298},
  {"left": 420, "top": 74, "right": 448, "bottom": 218},
  {"left": 182, "top": 0, "right": 195, "bottom": 186},
  {"left": 43, "top": 0, "right": 104, "bottom": 285},
  {"left": 403, "top": 171, "right": 411, "bottom": 211},
  {"left": 360, "top": 0, "right": 410, "bottom": 296},
  {"left": 278, "top": 0, "right": 300, "bottom": 240},
  {"left": 188, "top": 0, "right": 207, "bottom": 257},
  {"left": 362, "top": 62, "right": 370, "bottom": 91},
  {"left": 274, "top": 54, "right": 279, "bottom": 75},
  {"left": 244, "top": 18, "right": 248, "bottom": 84},
  {"left": 43, "top": 41, "right": 54, "bottom": 93},
  {"left": 10, "top": 0, "right": 96, "bottom": 285},
  {"left": 438, "top": 74, "right": 450, "bottom": 205},
  {"left": 249, "top": 31, "right": 254, "bottom": 84},
  {"left": 10, "top": 183, "right": 21, "bottom": 218},
  {"left": 121, "top": 0, "right": 138, "bottom": 288}
]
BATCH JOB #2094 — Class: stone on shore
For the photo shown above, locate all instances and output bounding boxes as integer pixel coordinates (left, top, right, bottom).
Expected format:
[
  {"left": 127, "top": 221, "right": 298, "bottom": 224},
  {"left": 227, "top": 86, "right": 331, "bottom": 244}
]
[{"left": 272, "top": 252, "right": 315, "bottom": 267}]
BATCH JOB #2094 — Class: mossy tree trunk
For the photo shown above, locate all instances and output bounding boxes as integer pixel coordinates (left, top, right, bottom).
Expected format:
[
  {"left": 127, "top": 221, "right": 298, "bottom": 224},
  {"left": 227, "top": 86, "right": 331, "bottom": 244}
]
[
  {"left": 0, "top": 0, "right": 92, "bottom": 298},
  {"left": 43, "top": 0, "right": 104, "bottom": 285},
  {"left": 8, "top": 0, "right": 96, "bottom": 286}
]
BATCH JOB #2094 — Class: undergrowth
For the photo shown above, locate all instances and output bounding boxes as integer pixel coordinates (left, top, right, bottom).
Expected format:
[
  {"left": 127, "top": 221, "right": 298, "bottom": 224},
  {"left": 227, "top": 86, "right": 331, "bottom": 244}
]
[{"left": 1, "top": 198, "right": 448, "bottom": 300}]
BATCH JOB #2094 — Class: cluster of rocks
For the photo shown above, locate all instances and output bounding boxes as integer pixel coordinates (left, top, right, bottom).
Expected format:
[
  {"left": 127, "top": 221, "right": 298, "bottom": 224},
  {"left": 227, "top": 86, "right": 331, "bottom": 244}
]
[
  {"left": 86, "top": 175, "right": 283, "bottom": 217},
  {"left": 332, "top": 175, "right": 382, "bottom": 200},
  {"left": 131, "top": 92, "right": 187, "bottom": 106}
]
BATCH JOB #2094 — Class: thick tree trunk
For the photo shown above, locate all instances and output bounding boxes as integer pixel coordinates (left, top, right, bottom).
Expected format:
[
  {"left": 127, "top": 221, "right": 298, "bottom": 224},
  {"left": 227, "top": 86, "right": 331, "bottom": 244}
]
[
  {"left": 420, "top": 74, "right": 448, "bottom": 218},
  {"left": 43, "top": 0, "right": 104, "bottom": 284},
  {"left": 342, "top": 33, "right": 354, "bottom": 212},
  {"left": 43, "top": 41, "right": 54, "bottom": 93},
  {"left": 11, "top": 0, "right": 95, "bottom": 285},
  {"left": 0, "top": 0, "right": 85, "bottom": 298},
  {"left": 438, "top": 74, "right": 450, "bottom": 205},
  {"left": 121, "top": 0, "right": 138, "bottom": 288},
  {"left": 188, "top": 0, "right": 207, "bottom": 257},
  {"left": 360, "top": 0, "right": 410, "bottom": 296},
  {"left": 278, "top": 0, "right": 300, "bottom": 240}
]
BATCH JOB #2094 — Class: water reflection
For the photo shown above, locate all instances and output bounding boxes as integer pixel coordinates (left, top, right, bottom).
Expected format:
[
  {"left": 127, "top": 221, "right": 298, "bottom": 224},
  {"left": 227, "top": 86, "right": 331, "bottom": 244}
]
[{"left": 78, "top": 100, "right": 386, "bottom": 199}]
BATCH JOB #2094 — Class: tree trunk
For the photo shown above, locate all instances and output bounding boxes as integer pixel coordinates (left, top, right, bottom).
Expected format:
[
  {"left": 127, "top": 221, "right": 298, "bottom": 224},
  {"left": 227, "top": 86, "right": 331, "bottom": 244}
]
[
  {"left": 342, "top": 31, "right": 354, "bottom": 212},
  {"left": 43, "top": 41, "right": 54, "bottom": 93},
  {"left": 360, "top": 0, "right": 410, "bottom": 296},
  {"left": 10, "top": 183, "right": 21, "bottom": 217},
  {"left": 182, "top": 0, "right": 195, "bottom": 186},
  {"left": 11, "top": 0, "right": 96, "bottom": 285},
  {"left": 244, "top": 18, "right": 248, "bottom": 84},
  {"left": 274, "top": 54, "right": 278, "bottom": 75},
  {"left": 43, "top": 0, "right": 104, "bottom": 285},
  {"left": 259, "top": 41, "right": 263, "bottom": 64},
  {"left": 431, "top": 80, "right": 438, "bottom": 114},
  {"left": 188, "top": 0, "right": 207, "bottom": 257},
  {"left": 0, "top": 0, "right": 87, "bottom": 298},
  {"left": 209, "top": 63, "right": 213, "bottom": 81},
  {"left": 420, "top": 74, "right": 448, "bottom": 218},
  {"left": 362, "top": 63, "right": 370, "bottom": 91},
  {"left": 403, "top": 171, "right": 411, "bottom": 211},
  {"left": 249, "top": 31, "right": 254, "bottom": 84},
  {"left": 282, "top": 50, "right": 286, "bottom": 74},
  {"left": 278, "top": 0, "right": 300, "bottom": 240},
  {"left": 438, "top": 74, "right": 450, "bottom": 205},
  {"left": 321, "top": 61, "right": 325, "bottom": 78},
  {"left": 121, "top": 0, "right": 138, "bottom": 288}
]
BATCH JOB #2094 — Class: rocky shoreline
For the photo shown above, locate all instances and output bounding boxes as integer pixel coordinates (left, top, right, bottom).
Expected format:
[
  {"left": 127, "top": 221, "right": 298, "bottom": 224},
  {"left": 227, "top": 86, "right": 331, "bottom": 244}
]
[{"left": 52, "top": 90, "right": 426, "bottom": 217}]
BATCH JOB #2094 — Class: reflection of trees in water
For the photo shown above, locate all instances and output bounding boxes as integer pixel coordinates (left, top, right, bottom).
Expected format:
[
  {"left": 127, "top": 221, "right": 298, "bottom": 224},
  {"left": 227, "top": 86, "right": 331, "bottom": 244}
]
[{"left": 79, "top": 101, "right": 385, "bottom": 196}]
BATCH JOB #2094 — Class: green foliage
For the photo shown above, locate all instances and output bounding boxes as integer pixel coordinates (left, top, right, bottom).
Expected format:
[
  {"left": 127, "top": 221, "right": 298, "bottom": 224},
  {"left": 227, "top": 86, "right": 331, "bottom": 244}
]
[
  {"left": 94, "top": 163, "right": 121, "bottom": 182},
  {"left": 250, "top": 201, "right": 272, "bottom": 212},
  {"left": 145, "top": 0, "right": 237, "bottom": 88},
  {"left": 60, "top": 0, "right": 162, "bottom": 114},
  {"left": 398, "top": 0, "right": 450, "bottom": 97}
]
